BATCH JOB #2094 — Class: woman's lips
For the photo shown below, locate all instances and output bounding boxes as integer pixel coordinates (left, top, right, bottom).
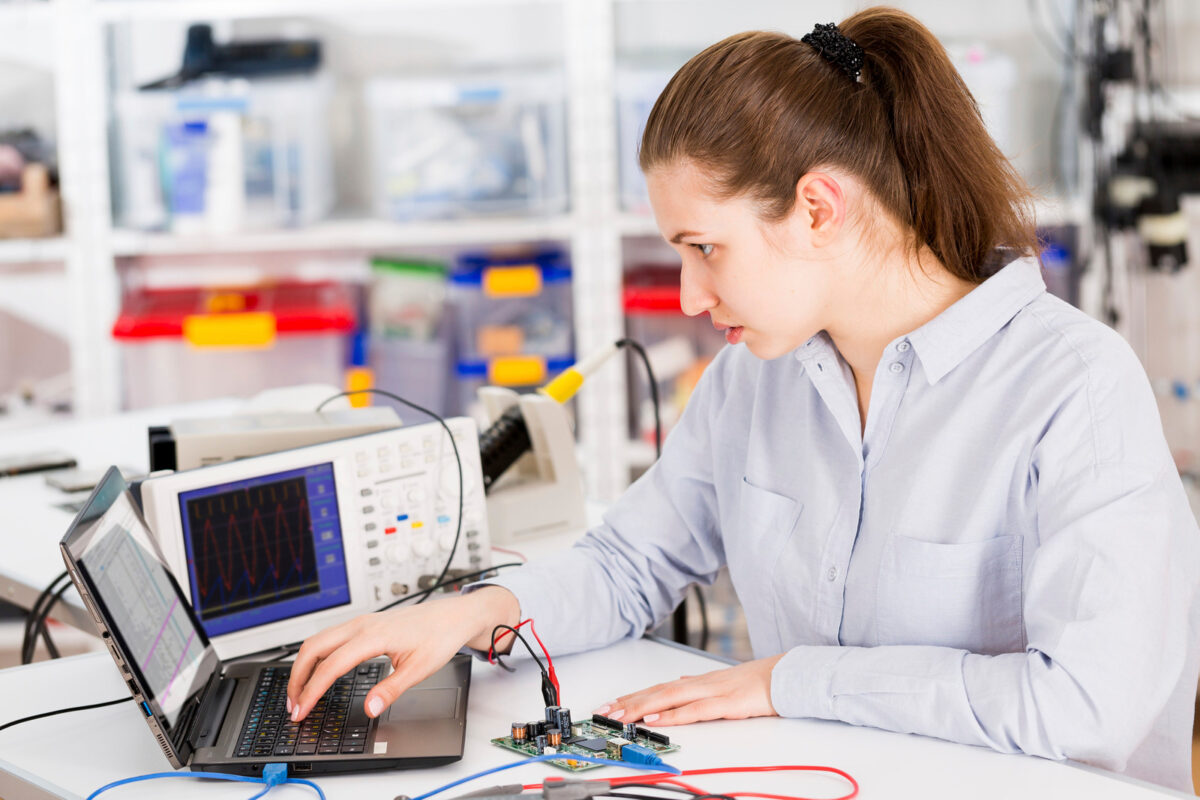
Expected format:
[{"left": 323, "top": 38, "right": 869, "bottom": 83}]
[{"left": 713, "top": 321, "right": 743, "bottom": 344}]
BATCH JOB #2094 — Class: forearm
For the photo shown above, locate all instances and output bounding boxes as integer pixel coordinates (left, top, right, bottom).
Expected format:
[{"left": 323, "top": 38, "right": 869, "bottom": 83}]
[{"left": 770, "top": 642, "right": 1173, "bottom": 770}]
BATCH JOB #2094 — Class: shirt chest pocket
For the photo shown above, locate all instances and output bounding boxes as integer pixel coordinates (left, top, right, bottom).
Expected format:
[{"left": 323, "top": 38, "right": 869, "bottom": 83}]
[
  {"left": 876, "top": 533, "right": 1025, "bottom": 655},
  {"left": 727, "top": 477, "right": 805, "bottom": 655}
]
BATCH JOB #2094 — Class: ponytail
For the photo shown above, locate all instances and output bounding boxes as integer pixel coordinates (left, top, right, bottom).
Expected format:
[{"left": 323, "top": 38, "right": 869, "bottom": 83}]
[{"left": 640, "top": 7, "right": 1037, "bottom": 282}]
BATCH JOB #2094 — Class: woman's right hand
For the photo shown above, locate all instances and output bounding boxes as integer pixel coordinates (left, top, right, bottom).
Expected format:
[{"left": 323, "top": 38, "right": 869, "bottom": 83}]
[{"left": 285, "top": 585, "right": 520, "bottom": 722}]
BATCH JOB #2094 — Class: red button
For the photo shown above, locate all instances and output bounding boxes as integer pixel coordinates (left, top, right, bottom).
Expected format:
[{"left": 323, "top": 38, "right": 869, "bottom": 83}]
[{"left": 384, "top": 527, "right": 397, "bottom": 534}]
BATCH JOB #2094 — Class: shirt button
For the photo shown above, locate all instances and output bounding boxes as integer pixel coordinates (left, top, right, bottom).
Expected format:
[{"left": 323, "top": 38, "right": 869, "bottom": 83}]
[
  {"left": 889, "top": 362, "right": 904, "bottom": 374},
  {"left": 826, "top": 566, "right": 838, "bottom": 581},
  {"left": 897, "top": 341, "right": 911, "bottom": 352}
]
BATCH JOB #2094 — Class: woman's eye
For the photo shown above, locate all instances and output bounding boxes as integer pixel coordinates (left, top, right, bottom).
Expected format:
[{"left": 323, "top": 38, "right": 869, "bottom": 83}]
[{"left": 691, "top": 243, "right": 714, "bottom": 257}]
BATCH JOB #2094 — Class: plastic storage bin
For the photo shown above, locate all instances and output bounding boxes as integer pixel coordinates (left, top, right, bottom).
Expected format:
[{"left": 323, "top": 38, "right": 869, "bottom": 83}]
[
  {"left": 623, "top": 266, "right": 724, "bottom": 443},
  {"left": 366, "top": 69, "right": 568, "bottom": 220},
  {"left": 449, "top": 248, "right": 573, "bottom": 362},
  {"left": 368, "top": 257, "right": 453, "bottom": 416},
  {"left": 453, "top": 353, "right": 574, "bottom": 423},
  {"left": 615, "top": 63, "right": 677, "bottom": 213},
  {"left": 113, "top": 74, "right": 334, "bottom": 233},
  {"left": 112, "top": 281, "right": 355, "bottom": 409}
]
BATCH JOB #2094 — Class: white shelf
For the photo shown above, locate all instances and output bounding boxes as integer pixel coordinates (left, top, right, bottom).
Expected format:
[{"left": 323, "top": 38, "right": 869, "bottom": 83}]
[
  {"left": 0, "top": 238, "right": 68, "bottom": 264},
  {"left": 617, "top": 212, "right": 661, "bottom": 238},
  {"left": 94, "top": 0, "right": 556, "bottom": 21},
  {"left": 110, "top": 216, "right": 577, "bottom": 257},
  {"left": 0, "top": 1, "right": 53, "bottom": 26}
]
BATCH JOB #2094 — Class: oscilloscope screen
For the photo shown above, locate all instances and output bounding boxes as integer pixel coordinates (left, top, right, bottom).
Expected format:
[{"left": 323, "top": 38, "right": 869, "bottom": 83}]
[{"left": 178, "top": 462, "right": 351, "bottom": 638}]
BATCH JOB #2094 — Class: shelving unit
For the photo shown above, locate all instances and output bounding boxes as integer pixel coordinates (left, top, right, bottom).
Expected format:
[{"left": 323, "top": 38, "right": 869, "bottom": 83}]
[
  {"left": 3, "top": 0, "right": 1094, "bottom": 503},
  {"left": 0, "top": 238, "right": 67, "bottom": 264}
]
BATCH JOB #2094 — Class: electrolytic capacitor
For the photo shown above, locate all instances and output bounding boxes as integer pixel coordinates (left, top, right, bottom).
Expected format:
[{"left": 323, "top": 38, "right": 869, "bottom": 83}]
[
  {"left": 623, "top": 722, "right": 638, "bottom": 741},
  {"left": 556, "top": 707, "right": 573, "bottom": 737},
  {"left": 535, "top": 734, "right": 548, "bottom": 753},
  {"left": 544, "top": 705, "right": 561, "bottom": 724},
  {"left": 512, "top": 722, "right": 529, "bottom": 742}
]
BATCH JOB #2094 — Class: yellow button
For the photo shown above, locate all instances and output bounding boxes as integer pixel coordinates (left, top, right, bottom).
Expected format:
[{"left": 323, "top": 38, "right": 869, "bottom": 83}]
[
  {"left": 483, "top": 265, "right": 542, "bottom": 298},
  {"left": 489, "top": 356, "right": 546, "bottom": 386},
  {"left": 182, "top": 312, "right": 276, "bottom": 348},
  {"left": 412, "top": 521, "right": 424, "bottom": 529}
]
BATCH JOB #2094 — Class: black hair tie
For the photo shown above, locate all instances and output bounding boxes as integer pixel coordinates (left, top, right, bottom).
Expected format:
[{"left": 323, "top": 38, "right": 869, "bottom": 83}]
[{"left": 801, "top": 22, "right": 864, "bottom": 83}]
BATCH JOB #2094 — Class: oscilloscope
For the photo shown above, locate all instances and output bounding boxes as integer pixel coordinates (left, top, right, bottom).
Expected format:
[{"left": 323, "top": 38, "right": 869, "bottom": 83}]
[{"left": 139, "top": 416, "right": 490, "bottom": 658}]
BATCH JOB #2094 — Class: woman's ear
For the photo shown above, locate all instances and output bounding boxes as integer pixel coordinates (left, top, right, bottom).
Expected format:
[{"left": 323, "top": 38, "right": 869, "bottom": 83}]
[{"left": 793, "top": 171, "right": 847, "bottom": 247}]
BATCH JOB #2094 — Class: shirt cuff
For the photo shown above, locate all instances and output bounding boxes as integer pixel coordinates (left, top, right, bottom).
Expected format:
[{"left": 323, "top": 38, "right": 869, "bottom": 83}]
[{"left": 770, "top": 645, "right": 848, "bottom": 720}]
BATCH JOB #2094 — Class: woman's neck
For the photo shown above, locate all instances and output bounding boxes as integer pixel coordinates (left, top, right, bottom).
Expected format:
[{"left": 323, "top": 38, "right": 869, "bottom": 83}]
[{"left": 825, "top": 243, "right": 976, "bottom": 423}]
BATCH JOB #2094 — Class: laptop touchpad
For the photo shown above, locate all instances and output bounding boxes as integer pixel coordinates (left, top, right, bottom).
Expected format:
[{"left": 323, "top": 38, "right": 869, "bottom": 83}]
[{"left": 390, "top": 687, "right": 459, "bottom": 720}]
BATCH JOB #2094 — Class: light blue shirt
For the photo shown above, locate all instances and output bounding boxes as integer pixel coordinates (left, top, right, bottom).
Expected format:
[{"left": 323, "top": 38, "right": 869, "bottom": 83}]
[{"left": 475, "top": 256, "right": 1200, "bottom": 791}]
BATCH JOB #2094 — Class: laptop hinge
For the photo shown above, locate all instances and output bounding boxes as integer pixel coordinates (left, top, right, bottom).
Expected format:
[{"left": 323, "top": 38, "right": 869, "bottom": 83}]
[{"left": 190, "top": 674, "right": 237, "bottom": 751}]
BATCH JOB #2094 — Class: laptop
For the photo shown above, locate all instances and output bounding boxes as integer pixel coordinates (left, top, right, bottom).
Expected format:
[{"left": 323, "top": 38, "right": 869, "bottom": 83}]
[{"left": 60, "top": 466, "right": 471, "bottom": 777}]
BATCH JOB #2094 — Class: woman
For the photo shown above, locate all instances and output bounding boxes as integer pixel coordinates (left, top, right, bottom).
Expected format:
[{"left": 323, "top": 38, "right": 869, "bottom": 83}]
[{"left": 288, "top": 8, "right": 1200, "bottom": 790}]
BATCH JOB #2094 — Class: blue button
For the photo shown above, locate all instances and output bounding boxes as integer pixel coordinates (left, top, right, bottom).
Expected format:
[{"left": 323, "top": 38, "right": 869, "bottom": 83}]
[{"left": 396, "top": 514, "right": 409, "bottom": 522}]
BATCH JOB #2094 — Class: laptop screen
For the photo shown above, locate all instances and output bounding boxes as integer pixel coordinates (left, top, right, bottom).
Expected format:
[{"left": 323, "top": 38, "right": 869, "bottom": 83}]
[
  {"left": 176, "top": 462, "right": 351, "bottom": 638},
  {"left": 62, "top": 470, "right": 219, "bottom": 731}
]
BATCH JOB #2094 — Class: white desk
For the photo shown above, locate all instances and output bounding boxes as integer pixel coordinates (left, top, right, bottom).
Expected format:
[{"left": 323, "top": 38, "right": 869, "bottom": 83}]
[
  {"left": 0, "top": 401, "right": 241, "bottom": 627},
  {"left": 0, "top": 636, "right": 1184, "bottom": 800}
]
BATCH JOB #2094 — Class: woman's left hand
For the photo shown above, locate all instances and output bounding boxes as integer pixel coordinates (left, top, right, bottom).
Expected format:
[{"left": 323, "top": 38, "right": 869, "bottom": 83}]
[{"left": 593, "top": 654, "right": 785, "bottom": 726}]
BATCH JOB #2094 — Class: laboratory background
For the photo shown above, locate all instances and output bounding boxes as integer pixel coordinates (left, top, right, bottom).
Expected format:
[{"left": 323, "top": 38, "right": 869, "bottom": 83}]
[{"left": 2, "top": 0, "right": 1200, "bottom": 794}]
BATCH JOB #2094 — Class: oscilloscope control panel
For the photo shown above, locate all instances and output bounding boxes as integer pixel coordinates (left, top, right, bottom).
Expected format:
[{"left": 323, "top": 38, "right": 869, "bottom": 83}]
[{"left": 139, "top": 417, "right": 492, "bottom": 658}]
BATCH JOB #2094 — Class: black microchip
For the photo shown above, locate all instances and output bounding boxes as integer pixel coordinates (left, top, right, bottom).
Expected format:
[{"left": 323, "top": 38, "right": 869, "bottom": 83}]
[{"left": 575, "top": 738, "right": 608, "bottom": 752}]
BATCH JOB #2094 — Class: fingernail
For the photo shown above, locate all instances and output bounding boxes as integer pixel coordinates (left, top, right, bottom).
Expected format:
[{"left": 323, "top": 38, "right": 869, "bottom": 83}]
[
  {"left": 594, "top": 704, "right": 611, "bottom": 715},
  {"left": 286, "top": 697, "right": 293, "bottom": 713},
  {"left": 290, "top": 705, "right": 301, "bottom": 722},
  {"left": 643, "top": 713, "right": 659, "bottom": 723},
  {"left": 608, "top": 709, "right": 625, "bottom": 720},
  {"left": 368, "top": 696, "right": 384, "bottom": 717}
]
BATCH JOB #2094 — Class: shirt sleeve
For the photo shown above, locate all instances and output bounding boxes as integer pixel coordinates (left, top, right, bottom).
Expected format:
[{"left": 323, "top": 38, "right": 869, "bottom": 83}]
[
  {"left": 463, "top": 348, "right": 732, "bottom": 657},
  {"left": 771, "top": 340, "right": 1200, "bottom": 776}
]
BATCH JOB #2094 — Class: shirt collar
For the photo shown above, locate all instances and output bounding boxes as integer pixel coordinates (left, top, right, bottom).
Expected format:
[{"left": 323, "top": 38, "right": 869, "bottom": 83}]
[
  {"left": 792, "top": 256, "right": 1047, "bottom": 384},
  {"left": 906, "top": 256, "right": 1046, "bottom": 384}
]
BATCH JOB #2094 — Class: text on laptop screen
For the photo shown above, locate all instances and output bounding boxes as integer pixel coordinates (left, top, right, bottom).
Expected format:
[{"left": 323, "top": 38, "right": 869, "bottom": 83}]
[
  {"left": 76, "top": 490, "right": 211, "bottom": 727},
  {"left": 177, "top": 462, "right": 351, "bottom": 638}
]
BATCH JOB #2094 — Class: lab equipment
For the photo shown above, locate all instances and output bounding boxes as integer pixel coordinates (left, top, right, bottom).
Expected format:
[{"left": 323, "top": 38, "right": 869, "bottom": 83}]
[
  {"left": 369, "top": 257, "right": 452, "bottom": 416},
  {"left": 60, "top": 467, "right": 471, "bottom": 774},
  {"left": 111, "top": 281, "right": 356, "bottom": 409},
  {"left": 365, "top": 69, "right": 568, "bottom": 220},
  {"left": 475, "top": 341, "right": 631, "bottom": 543},
  {"left": 615, "top": 63, "right": 677, "bottom": 213},
  {"left": 450, "top": 248, "right": 574, "bottom": 362},
  {"left": 140, "top": 24, "right": 322, "bottom": 89},
  {"left": 491, "top": 707, "right": 677, "bottom": 771},
  {"left": 623, "top": 266, "right": 723, "bottom": 446},
  {"left": 146, "top": 406, "right": 401, "bottom": 472},
  {"left": 138, "top": 416, "right": 490, "bottom": 658},
  {"left": 113, "top": 73, "right": 334, "bottom": 233},
  {"left": 0, "top": 162, "right": 60, "bottom": 238}
]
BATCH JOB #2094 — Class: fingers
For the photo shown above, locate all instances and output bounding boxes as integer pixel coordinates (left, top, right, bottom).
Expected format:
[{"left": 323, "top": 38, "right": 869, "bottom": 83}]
[
  {"left": 598, "top": 675, "right": 713, "bottom": 723},
  {"left": 290, "top": 630, "right": 385, "bottom": 721},
  {"left": 594, "top": 657, "right": 781, "bottom": 726},
  {"left": 286, "top": 618, "right": 361, "bottom": 708},
  {"left": 638, "top": 697, "right": 727, "bottom": 726}
]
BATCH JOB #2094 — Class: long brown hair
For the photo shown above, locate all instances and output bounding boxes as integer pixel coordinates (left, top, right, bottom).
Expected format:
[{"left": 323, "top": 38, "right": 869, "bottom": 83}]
[{"left": 639, "top": 7, "right": 1037, "bottom": 283}]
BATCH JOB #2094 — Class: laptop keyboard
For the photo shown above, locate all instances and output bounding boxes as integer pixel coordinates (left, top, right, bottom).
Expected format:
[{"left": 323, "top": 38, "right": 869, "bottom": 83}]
[{"left": 236, "top": 662, "right": 383, "bottom": 759}]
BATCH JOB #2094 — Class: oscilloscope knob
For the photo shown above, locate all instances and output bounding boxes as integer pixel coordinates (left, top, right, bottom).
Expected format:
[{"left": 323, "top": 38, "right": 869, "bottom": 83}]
[
  {"left": 411, "top": 536, "right": 435, "bottom": 558},
  {"left": 387, "top": 542, "right": 407, "bottom": 564}
]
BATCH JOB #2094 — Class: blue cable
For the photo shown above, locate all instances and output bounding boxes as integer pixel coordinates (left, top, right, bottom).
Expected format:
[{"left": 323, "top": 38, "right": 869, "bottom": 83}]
[
  {"left": 408, "top": 753, "right": 682, "bottom": 800},
  {"left": 84, "top": 766, "right": 326, "bottom": 800}
]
